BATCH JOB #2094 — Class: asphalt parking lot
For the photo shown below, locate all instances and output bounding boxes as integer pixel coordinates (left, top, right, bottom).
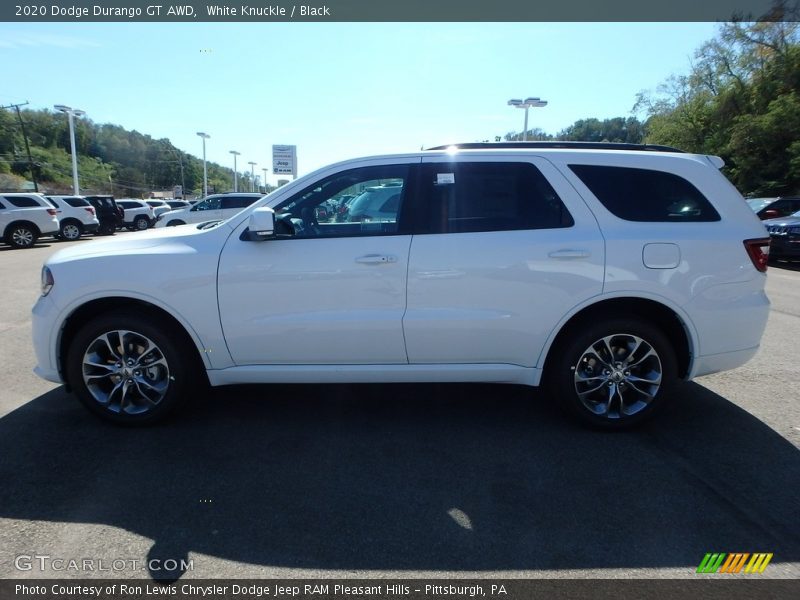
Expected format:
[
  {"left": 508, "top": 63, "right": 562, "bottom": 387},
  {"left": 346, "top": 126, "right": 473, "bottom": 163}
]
[{"left": 0, "top": 233, "right": 798, "bottom": 580}]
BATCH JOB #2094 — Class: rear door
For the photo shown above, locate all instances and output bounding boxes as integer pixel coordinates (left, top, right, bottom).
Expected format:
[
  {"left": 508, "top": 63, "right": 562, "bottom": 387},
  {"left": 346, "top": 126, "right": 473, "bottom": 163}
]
[{"left": 403, "top": 156, "right": 605, "bottom": 368}]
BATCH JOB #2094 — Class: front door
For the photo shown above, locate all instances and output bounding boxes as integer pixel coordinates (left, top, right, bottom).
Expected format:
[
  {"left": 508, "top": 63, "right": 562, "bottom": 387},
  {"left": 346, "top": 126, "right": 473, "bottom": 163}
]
[{"left": 218, "top": 161, "right": 417, "bottom": 365}]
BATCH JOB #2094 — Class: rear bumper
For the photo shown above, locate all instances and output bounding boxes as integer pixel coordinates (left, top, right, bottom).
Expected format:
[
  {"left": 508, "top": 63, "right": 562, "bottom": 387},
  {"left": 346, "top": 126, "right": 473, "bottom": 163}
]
[{"left": 689, "top": 346, "right": 760, "bottom": 379}]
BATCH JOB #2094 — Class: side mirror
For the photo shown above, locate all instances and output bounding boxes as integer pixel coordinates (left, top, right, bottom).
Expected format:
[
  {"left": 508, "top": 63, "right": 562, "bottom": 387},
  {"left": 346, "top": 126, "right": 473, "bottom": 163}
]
[{"left": 247, "top": 207, "right": 275, "bottom": 241}]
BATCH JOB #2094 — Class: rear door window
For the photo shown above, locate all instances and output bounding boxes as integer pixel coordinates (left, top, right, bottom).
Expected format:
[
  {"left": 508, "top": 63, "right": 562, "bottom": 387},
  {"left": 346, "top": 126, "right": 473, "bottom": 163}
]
[
  {"left": 416, "top": 162, "right": 574, "bottom": 234},
  {"left": 569, "top": 164, "right": 721, "bottom": 222},
  {"left": 4, "top": 196, "right": 41, "bottom": 208}
]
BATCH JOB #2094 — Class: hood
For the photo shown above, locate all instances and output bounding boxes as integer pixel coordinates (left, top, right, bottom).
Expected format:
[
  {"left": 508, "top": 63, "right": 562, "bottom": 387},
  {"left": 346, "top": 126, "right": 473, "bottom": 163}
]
[{"left": 46, "top": 222, "right": 230, "bottom": 265}]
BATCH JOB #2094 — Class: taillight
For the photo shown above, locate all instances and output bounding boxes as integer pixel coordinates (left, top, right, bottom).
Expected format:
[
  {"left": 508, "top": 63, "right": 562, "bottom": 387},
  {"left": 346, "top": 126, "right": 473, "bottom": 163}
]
[
  {"left": 743, "top": 238, "right": 770, "bottom": 272},
  {"left": 85, "top": 207, "right": 95, "bottom": 215},
  {"left": 46, "top": 208, "right": 57, "bottom": 216}
]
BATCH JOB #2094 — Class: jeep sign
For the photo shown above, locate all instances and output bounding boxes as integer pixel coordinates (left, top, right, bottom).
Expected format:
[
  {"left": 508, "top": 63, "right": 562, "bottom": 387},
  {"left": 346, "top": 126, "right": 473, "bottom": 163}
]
[{"left": 272, "top": 145, "right": 297, "bottom": 177}]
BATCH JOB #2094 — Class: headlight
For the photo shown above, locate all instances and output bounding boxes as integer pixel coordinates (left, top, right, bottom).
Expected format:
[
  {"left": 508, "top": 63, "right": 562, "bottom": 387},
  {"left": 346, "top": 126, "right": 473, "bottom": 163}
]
[{"left": 41, "top": 266, "right": 54, "bottom": 297}]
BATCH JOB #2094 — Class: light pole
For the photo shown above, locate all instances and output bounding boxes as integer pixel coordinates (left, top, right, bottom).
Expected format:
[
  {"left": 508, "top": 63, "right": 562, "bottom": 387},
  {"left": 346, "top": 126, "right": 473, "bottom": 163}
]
[
  {"left": 507, "top": 97, "right": 547, "bottom": 141},
  {"left": 262, "top": 168, "right": 268, "bottom": 193},
  {"left": 248, "top": 161, "right": 257, "bottom": 192},
  {"left": 230, "top": 150, "right": 240, "bottom": 192},
  {"left": 54, "top": 105, "right": 86, "bottom": 195},
  {"left": 196, "top": 132, "right": 210, "bottom": 198}
]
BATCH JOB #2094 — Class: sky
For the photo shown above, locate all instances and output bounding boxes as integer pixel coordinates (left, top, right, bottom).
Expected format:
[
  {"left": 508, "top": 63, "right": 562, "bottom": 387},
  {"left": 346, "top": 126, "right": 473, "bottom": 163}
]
[{"left": 0, "top": 22, "right": 721, "bottom": 186}]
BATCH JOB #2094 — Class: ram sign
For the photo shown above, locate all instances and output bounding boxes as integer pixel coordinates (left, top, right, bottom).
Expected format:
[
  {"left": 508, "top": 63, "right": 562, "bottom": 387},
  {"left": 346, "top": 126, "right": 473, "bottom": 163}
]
[{"left": 272, "top": 145, "right": 297, "bottom": 177}]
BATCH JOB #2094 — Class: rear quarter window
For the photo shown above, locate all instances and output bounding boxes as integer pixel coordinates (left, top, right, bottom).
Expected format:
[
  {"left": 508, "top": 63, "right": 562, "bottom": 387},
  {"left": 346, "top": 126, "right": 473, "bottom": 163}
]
[
  {"left": 3, "top": 196, "right": 42, "bottom": 208},
  {"left": 569, "top": 165, "right": 720, "bottom": 222},
  {"left": 65, "top": 198, "right": 89, "bottom": 208},
  {"left": 224, "top": 196, "right": 260, "bottom": 210}
]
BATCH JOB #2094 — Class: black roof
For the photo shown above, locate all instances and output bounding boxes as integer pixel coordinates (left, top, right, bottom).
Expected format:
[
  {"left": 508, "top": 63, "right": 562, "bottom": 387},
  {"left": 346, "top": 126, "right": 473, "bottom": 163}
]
[{"left": 426, "top": 142, "right": 686, "bottom": 153}]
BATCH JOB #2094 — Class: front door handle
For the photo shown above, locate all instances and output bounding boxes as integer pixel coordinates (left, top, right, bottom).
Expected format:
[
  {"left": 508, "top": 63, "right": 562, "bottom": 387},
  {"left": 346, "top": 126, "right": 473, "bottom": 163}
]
[
  {"left": 548, "top": 249, "right": 590, "bottom": 259},
  {"left": 355, "top": 254, "right": 397, "bottom": 264}
]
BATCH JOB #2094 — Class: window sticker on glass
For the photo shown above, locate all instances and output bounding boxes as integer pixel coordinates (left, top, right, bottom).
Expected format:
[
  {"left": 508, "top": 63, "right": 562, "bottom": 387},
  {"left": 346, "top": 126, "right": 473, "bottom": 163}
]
[{"left": 436, "top": 173, "right": 455, "bottom": 185}]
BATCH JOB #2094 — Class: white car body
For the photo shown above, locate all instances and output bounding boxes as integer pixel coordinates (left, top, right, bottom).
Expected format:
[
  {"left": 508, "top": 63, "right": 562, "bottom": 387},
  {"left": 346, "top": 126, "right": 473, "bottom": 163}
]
[
  {"left": 145, "top": 200, "right": 173, "bottom": 218},
  {"left": 155, "top": 193, "right": 263, "bottom": 227},
  {"left": 1, "top": 193, "right": 60, "bottom": 248},
  {"left": 32, "top": 146, "right": 771, "bottom": 426},
  {"left": 46, "top": 195, "right": 100, "bottom": 240}
]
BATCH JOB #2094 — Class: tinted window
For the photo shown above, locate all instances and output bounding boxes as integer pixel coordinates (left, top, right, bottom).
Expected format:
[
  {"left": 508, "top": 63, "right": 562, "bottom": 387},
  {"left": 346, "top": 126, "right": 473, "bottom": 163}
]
[
  {"left": 418, "top": 162, "right": 573, "bottom": 234},
  {"left": 0, "top": 200, "right": 5, "bottom": 209},
  {"left": 192, "top": 197, "right": 221, "bottom": 211},
  {"left": 223, "top": 196, "right": 260, "bottom": 210},
  {"left": 570, "top": 165, "right": 720, "bottom": 222},
  {"left": 3, "top": 196, "right": 41, "bottom": 208},
  {"left": 64, "top": 197, "right": 89, "bottom": 208},
  {"left": 118, "top": 201, "right": 135, "bottom": 209}
]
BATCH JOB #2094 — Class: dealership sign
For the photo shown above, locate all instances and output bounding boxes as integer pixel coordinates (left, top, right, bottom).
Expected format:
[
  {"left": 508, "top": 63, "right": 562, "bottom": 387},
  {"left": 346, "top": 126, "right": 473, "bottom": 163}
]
[{"left": 272, "top": 145, "right": 297, "bottom": 176}]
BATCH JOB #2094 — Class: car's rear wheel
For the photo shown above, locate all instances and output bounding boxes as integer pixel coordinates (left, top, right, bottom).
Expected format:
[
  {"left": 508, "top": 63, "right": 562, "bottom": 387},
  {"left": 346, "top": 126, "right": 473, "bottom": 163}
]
[
  {"left": 99, "top": 222, "right": 116, "bottom": 235},
  {"left": 7, "top": 224, "right": 38, "bottom": 249},
  {"left": 67, "top": 310, "right": 194, "bottom": 424},
  {"left": 60, "top": 221, "right": 83, "bottom": 241},
  {"left": 547, "top": 318, "right": 676, "bottom": 429},
  {"left": 134, "top": 216, "right": 149, "bottom": 230}
]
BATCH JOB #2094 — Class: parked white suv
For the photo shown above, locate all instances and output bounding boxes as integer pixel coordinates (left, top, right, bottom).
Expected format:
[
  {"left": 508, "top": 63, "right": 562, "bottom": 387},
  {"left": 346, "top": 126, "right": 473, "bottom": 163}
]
[
  {"left": 32, "top": 143, "right": 771, "bottom": 428},
  {"left": 46, "top": 195, "right": 100, "bottom": 240},
  {"left": 155, "top": 193, "right": 263, "bottom": 227},
  {"left": 1, "top": 193, "right": 60, "bottom": 249},
  {"left": 116, "top": 199, "right": 156, "bottom": 230}
]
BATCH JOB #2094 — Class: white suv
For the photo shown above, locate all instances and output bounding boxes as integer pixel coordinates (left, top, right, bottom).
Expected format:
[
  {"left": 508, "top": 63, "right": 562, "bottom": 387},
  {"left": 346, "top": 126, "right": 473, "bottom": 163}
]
[
  {"left": 46, "top": 195, "right": 101, "bottom": 240},
  {"left": 32, "top": 143, "right": 771, "bottom": 428},
  {"left": 1, "top": 193, "right": 60, "bottom": 249},
  {"left": 155, "top": 193, "right": 263, "bottom": 227},
  {"left": 116, "top": 199, "right": 156, "bottom": 230}
]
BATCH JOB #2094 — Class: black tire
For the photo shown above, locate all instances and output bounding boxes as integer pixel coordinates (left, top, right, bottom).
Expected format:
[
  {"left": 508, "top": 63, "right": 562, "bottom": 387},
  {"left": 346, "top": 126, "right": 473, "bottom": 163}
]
[
  {"left": 66, "top": 310, "right": 197, "bottom": 425},
  {"left": 134, "top": 216, "right": 149, "bottom": 230},
  {"left": 100, "top": 223, "right": 116, "bottom": 235},
  {"left": 166, "top": 219, "right": 185, "bottom": 227},
  {"left": 59, "top": 220, "right": 83, "bottom": 241},
  {"left": 6, "top": 224, "right": 38, "bottom": 249},
  {"left": 546, "top": 318, "right": 677, "bottom": 430}
]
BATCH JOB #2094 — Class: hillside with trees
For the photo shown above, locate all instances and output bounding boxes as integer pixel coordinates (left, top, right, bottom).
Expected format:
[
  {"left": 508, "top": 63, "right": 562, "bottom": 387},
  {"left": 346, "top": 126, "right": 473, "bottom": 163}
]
[{"left": 0, "top": 109, "right": 259, "bottom": 197}]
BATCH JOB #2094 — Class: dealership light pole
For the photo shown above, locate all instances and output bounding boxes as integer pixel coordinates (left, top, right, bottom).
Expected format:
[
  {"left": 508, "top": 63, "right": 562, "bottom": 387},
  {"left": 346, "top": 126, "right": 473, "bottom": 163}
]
[
  {"left": 262, "top": 168, "right": 268, "bottom": 193},
  {"left": 196, "top": 132, "right": 210, "bottom": 198},
  {"left": 248, "top": 161, "right": 257, "bottom": 192},
  {"left": 507, "top": 97, "right": 547, "bottom": 141},
  {"left": 54, "top": 105, "right": 86, "bottom": 195},
  {"left": 230, "top": 150, "right": 240, "bottom": 192}
]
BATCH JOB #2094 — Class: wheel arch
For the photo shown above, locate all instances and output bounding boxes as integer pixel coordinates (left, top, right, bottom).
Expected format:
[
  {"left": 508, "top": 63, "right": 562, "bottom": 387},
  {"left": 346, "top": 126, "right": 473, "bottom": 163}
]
[
  {"left": 58, "top": 296, "right": 209, "bottom": 389},
  {"left": 3, "top": 220, "right": 42, "bottom": 239},
  {"left": 539, "top": 295, "right": 696, "bottom": 381}
]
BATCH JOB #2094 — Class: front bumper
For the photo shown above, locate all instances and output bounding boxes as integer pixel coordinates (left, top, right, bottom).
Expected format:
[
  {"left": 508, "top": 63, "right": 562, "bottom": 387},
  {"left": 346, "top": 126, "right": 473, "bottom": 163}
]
[{"left": 31, "top": 294, "right": 64, "bottom": 384}]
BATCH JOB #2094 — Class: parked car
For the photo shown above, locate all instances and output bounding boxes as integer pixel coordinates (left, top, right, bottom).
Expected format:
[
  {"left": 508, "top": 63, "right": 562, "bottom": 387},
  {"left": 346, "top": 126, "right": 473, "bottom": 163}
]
[
  {"left": 155, "top": 193, "right": 263, "bottom": 227},
  {"left": 166, "top": 200, "right": 191, "bottom": 211},
  {"left": 84, "top": 195, "right": 123, "bottom": 235},
  {"left": 0, "top": 193, "right": 59, "bottom": 248},
  {"left": 763, "top": 210, "right": 800, "bottom": 261},
  {"left": 46, "top": 195, "right": 100, "bottom": 241},
  {"left": 116, "top": 199, "right": 156, "bottom": 230},
  {"left": 33, "top": 142, "right": 770, "bottom": 428},
  {"left": 339, "top": 183, "right": 404, "bottom": 223},
  {"left": 746, "top": 196, "right": 800, "bottom": 220},
  {"left": 145, "top": 200, "right": 173, "bottom": 219}
]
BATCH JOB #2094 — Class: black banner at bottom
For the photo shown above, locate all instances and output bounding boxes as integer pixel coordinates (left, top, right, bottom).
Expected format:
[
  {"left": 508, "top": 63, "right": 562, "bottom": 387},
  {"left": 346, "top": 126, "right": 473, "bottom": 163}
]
[{"left": 1, "top": 579, "right": 798, "bottom": 600}]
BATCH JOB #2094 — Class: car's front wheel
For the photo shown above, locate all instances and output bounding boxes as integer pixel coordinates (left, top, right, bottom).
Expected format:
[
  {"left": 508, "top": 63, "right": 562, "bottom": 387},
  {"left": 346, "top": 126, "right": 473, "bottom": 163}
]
[
  {"left": 67, "top": 310, "right": 194, "bottom": 424},
  {"left": 547, "top": 318, "right": 677, "bottom": 429}
]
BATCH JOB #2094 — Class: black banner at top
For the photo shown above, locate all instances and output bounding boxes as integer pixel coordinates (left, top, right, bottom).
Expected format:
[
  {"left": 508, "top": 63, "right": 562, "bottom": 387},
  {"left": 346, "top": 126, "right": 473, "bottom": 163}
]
[{"left": 1, "top": 0, "right": 797, "bottom": 22}]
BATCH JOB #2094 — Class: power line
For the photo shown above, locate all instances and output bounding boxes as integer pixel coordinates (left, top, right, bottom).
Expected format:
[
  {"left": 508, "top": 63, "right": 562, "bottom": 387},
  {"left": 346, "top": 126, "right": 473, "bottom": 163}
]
[{"left": 1, "top": 101, "right": 38, "bottom": 192}]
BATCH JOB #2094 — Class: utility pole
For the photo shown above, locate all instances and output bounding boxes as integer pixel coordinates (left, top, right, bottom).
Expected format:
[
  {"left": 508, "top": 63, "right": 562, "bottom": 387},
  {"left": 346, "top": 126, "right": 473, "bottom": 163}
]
[{"left": 1, "top": 101, "right": 38, "bottom": 192}]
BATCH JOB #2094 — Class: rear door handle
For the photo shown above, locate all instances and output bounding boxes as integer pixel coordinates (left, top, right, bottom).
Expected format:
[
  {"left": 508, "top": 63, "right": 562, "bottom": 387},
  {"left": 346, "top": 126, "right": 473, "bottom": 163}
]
[
  {"left": 356, "top": 254, "right": 397, "bottom": 264},
  {"left": 548, "top": 249, "right": 590, "bottom": 259}
]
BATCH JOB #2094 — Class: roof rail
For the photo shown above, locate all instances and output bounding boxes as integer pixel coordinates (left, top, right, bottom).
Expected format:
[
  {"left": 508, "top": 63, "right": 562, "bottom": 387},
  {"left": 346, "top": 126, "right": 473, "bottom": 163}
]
[{"left": 426, "top": 141, "right": 686, "bottom": 153}]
